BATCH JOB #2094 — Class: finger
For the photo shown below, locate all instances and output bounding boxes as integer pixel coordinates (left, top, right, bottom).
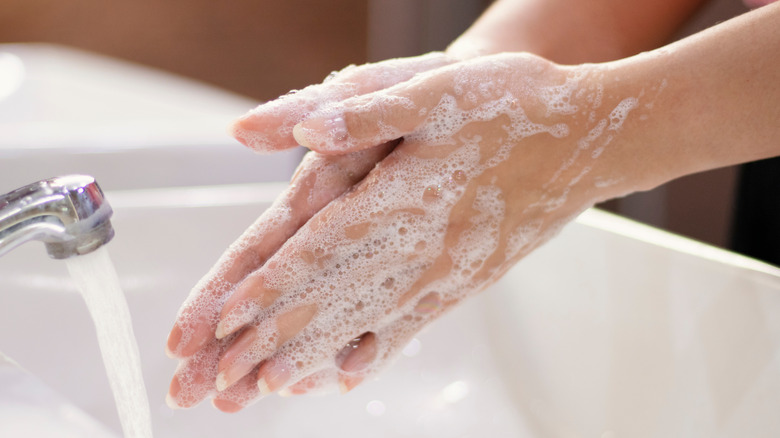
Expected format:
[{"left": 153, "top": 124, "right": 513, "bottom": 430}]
[
  {"left": 214, "top": 327, "right": 260, "bottom": 391},
  {"left": 230, "top": 52, "right": 455, "bottom": 153},
  {"left": 216, "top": 304, "right": 318, "bottom": 391},
  {"left": 212, "top": 371, "right": 262, "bottom": 413},
  {"left": 213, "top": 143, "right": 397, "bottom": 340},
  {"left": 167, "top": 144, "right": 394, "bottom": 358},
  {"left": 292, "top": 53, "right": 564, "bottom": 154},
  {"left": 167, "top": 338, "right": 226, "bottom": 409},
  {"left": 215, "top": 274, "right": 280, "bottom": 339},
  {"left": 254, "top": 329, "right": 358, "bottom": 397},
  {"left": 291, "top": 64, "right": 457, "bottom": 154},
  {"left": 335, "top": 302, "right": 449, "bottom": 394}
]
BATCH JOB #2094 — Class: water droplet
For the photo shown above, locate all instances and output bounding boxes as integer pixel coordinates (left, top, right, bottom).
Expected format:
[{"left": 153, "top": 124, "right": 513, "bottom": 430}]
[
  {"left": 414, "top": 292, "right": 442, "bottom": 314},
  {"left": 451, "top": 170, "right": 467, "bottom": 185},
  {"left": 422, "top": 184, "right": 442, "bottom": 202}
]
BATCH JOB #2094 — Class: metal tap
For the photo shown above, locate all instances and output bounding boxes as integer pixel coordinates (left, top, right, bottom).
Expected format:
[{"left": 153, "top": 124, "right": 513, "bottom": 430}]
[{"left": 0, "top": 175, "right": 114, "bottom": 259}]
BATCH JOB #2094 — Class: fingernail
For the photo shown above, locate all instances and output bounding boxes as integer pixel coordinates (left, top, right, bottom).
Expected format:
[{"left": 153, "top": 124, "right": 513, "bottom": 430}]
[
  {"left": 215, "top": 372, "right": 230, "bottom": 392},
  {"left": 166, "top": 393, "right": 181, "bottom": 409},
  {"left": 339, "top": 375, "right": 364, "bottom": 394},
  {"left": 256, "top": 359, "right": 291, "bottom": 395},
  {"left": 167, "top": 376, "right": 182, "bottom": 409},
  {"left": 214, "top": 320, "right": 228, "bottom": 340},
  {"left": 257, "top": 376, "right": 273, "bottom": 396}
]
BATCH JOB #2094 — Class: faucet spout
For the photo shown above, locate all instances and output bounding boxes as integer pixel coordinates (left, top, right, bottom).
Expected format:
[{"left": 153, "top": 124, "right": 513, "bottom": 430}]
[{"left": 0, "top": 175, "right": 114, "bottom": 259}]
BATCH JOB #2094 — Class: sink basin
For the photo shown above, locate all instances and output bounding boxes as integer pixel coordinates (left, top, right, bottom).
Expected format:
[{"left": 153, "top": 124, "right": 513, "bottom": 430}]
[{"left": 0, "top": 183, "right": 778, "bottom": 437}]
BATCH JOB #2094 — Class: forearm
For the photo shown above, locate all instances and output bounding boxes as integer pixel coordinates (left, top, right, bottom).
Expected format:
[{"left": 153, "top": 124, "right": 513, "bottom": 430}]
[
  {"left": 447, "top": 0, "right": 704, "bottom": 63},
  {"left": 605, "top": 2, "right": 780, "bottom": 191}
]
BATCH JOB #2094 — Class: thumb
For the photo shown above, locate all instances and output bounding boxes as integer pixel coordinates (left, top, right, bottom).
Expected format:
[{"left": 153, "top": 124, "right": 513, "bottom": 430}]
[{"left": 292, "top": 72, "right": 447, "bottom": 154}]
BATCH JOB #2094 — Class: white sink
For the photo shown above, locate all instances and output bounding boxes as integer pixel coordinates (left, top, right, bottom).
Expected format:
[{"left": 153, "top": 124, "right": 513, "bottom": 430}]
[{"left": 0, "top": 183, "right": 778, "bottom": 438}]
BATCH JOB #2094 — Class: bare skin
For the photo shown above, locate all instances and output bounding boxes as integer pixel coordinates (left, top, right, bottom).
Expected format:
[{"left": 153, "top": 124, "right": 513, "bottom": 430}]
[{"left": 167, "top": 2, "right": 780, "bottom": 412}]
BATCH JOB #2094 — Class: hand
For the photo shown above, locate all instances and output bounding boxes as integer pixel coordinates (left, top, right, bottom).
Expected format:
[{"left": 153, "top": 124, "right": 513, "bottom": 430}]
[
  {"left": 168, "top": 51, "right": 657, "bottom": 412},
  {"left": 165, "top": 52, "right": 457, "bottom": 411}
]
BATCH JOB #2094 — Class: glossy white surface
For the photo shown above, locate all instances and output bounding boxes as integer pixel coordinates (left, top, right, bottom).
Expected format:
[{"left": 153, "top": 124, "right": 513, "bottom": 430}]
[
  {"left": 489, "top": 210, "right": 780, "bottom": 438},
  {"left": 1, "top": 184, "right": 778, "bottom": 437},
  {"left": 0, "top": 43, "right": 301, "bottom": 191}
]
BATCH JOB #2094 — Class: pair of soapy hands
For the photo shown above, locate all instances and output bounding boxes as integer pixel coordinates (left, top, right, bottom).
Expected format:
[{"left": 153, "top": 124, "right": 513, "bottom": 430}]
[{"left": 165, "top": 51, "right": 641, "bottom": 412}]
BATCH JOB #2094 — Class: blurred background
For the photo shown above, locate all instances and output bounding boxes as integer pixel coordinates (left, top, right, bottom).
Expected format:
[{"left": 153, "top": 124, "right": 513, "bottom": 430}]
[{"left": 0, "top": 0, "right": 769, "bottom": 261}]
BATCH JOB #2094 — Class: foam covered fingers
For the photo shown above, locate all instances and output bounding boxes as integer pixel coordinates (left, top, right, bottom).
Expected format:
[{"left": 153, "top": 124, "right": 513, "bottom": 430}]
[
  {"left": 216, "top": 304, "right": 318, "bottom": 391},
  {"left": 212, "top": 373, "right": 262, "bottom": 413},
  {"left": 230, "top": 52, "right": 455, "bottom": 153},
  {"left": 165, "top": 243, "right": 271, "bottom": 358},
  {"left": 292, "top": 70, "right": 452, "bottom": 153},
  {"left": 165, "top": 200, "right": 300, "bottom": 358},
  {"left": 168, "top": 339, "right": 263, "bottom": 413},
  {"left": 167, "top": 339, "right": 225, "bottom": 409},
  {"left": 167, "top": 145, "right": 395, "bottom": 359}
]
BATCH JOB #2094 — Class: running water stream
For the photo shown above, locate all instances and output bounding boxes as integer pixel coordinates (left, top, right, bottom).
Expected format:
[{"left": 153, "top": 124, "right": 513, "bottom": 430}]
[{"left": 65, "top": 247, "right": 153, "bottom": 438}]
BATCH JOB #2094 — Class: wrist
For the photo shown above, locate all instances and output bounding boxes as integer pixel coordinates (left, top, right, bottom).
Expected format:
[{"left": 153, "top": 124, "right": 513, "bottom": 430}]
[{"left": 531, "top": 59, "right": 672, "bottom": 203}]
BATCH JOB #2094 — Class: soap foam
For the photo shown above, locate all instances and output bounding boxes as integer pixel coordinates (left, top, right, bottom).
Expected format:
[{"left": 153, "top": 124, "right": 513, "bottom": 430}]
[{"left": 608, "top": 97, "right": 638, "bottom": 131}]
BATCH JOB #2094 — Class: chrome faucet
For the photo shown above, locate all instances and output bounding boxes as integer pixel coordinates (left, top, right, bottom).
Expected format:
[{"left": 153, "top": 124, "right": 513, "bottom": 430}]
[{"left": 0, "top": 175, "right": 114, "bottom": 259}]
